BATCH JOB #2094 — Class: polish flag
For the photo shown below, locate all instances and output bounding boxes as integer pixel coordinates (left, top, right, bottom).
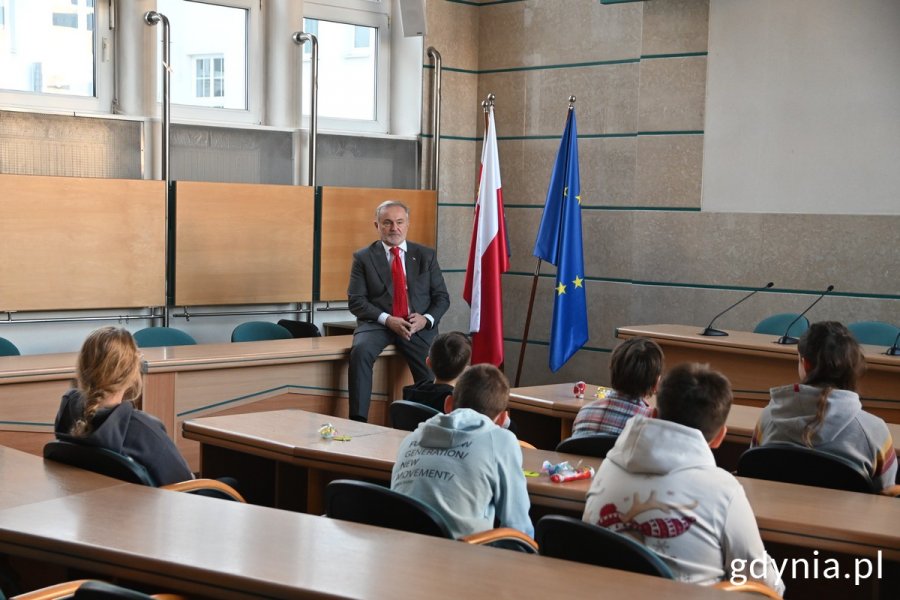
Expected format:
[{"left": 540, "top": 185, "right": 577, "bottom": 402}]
[{"left": 463, "top": 106, "right": 510, "bottom": 366}]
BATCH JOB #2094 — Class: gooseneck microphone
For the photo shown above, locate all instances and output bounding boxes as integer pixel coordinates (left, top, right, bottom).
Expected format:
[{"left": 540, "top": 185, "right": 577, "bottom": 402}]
[
  {"left": 887, "top": 330, "right": 900, "bottom": 356},
  {"left": 700, "top": 282, "right": 775, "bottom": 337},
  {"left": 775, "top": 285, "right": 834, "bottom": 345}
]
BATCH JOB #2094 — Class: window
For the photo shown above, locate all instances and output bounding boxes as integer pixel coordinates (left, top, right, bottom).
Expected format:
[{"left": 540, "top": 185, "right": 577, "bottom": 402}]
[
  {"left": 156, "top": 0, "right": 260, "bottom": 121},
  {"left": 302, "top": 0, "right": 391, "bottom": 133},
  {"left": 0, "top": 1, "right": 98, "bottom": 100},
  {"left": 195, "top": 56, "right": 225, "bottom": 99}
]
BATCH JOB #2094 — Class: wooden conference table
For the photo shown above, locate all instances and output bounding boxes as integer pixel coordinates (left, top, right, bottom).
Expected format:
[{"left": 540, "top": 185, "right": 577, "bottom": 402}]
[
  {"left": 183, "top": 409, "right": 900, "bottom": 562},
  {"left": 616, "top": 324, "right": 900, "bottom": 423},
  {"left": 508, "top": 382, "right": 900, "bottom": 463},
  {"left": 0, "top": 335, "right": 409, "bottom": 468},
  {"left": 0, "top": 448, "right": 729, "bottom": 600}
]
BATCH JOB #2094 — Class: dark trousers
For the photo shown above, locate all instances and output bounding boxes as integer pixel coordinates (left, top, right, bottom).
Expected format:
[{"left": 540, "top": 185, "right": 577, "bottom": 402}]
[{"left": 349, "top": 327, "right": 433, "bottom": 420}]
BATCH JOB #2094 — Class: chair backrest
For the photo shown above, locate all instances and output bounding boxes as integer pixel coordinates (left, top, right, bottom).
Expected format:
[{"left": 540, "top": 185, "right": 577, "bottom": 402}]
[
  {"left": 231, "top": 321, "right": 293, "bottom": 342},
  {"left": 43, "top": 440, "right": 157, "bottom": 486},
  {"left": 277, "top": 319, "right": 322, "bottom": 338},
  {"left": 555, "top": 433, "right": 619, "bottom": 458},
  {"left": 324, "top": 479, "right": 453, "bottom": 538},
  {"left": 0, "top": 336, "right": 20, "bottom": 356},
  {"left": 74, "top": 581, "right": 160, "bottom": 599},
  {"left": 535, "top": 515, "right": 675, "bottom": 579},
  {"left": 389, "top": 400, "right": 440, "bottom": 431},
  {"left": 133, "top": 327, "right": 197, "bottom": 348},
  {"left": 753, "top": 313, "right": 809, "bottom": 337},
  {"left": 737, "top": 444, "right": 876, "bottom": 493},
  {"left": 847, "top": 321, "right": 900, "bottom": 347}
]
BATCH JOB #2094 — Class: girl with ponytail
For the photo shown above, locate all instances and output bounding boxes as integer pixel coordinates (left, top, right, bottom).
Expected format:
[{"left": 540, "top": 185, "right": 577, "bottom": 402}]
[
  {"left": 54, "top": 327, "right": 193, "bottom": 486},
  {"left": 752, "top": 321, "right": 896, "bottom": 491}
]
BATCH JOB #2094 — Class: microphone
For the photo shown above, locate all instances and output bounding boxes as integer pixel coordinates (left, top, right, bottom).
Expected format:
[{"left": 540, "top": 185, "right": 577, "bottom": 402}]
[
  {"left": 700, "top": 282, "right": 775, "bottom": 337},
  {"left": 775, "top": 285, "right": 834, "bottom": 345},
  {"left": 887, "top": 330, "right": 900, "bottom": 356}
]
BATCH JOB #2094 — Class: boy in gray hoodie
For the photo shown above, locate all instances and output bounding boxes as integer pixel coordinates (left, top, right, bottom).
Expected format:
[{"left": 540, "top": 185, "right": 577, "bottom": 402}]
[{"left": 391, "top": 364, "right": 533, "bottom": 539}]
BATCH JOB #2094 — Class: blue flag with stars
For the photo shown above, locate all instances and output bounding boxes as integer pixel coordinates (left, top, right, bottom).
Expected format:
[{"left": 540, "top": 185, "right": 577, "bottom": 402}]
[{"left": 532, "top": 108, "right": 588, "bottom": 372}]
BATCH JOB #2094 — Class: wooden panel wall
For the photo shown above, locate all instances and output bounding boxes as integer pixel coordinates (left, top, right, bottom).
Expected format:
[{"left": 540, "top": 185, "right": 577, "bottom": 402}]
[
  {"left": 319, "top": 187, "right": 438, "bottom": 301},
  {"left": 0, "top": 174, "right": 166, "bottom": 311},
  {"left": 173, "top": 181, "right": 314, "bottom": 306}
]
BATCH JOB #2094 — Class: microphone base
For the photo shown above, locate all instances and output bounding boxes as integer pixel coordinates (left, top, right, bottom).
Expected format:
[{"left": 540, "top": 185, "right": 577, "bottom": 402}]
[
  {"left": 776, "top": 335, "right": 799, "bottom": 345},
  {"left": 887, "top": 346, "right": 900, "bottom": 356},
  {"left": 700, "top": 328, "right": 729, "bottom": 337}
]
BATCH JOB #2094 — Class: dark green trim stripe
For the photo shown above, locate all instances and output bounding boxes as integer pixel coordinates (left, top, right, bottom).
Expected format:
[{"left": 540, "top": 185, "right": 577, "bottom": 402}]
[
  {"left": 445, "top": 0, "right": 525, "bottom": 6},
  {"left": 638, "top": 130, "right": 704, "bottom": 136},
  {"left": 438, "top": 202, "right": 476, "bottom": 207},
  {"left": 0, "top": 420, "right": 53, "bottom": 427},
  {"left": 502, "top": 204, "right": 701, "bottom": 212},
  {"left": 504, "top": 338, "right": 614, "bottom": 353},
  {"left": 423, "top": 58, "right": 638, "bottom": 76},
  {"left": 422, "top": 131, "right": 702, "bottom": 142}
]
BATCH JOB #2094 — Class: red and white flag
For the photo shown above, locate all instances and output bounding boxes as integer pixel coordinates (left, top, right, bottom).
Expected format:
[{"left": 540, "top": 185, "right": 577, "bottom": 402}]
[{"left": 463, "top": 106, "right": 510, "bottom": 366}]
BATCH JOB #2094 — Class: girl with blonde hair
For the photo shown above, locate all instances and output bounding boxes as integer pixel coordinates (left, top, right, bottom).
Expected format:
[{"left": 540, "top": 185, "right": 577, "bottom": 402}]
[
  {"left": 54, "top": 326, "right": 193, "bottom": 486},
  {"left": 752, "top": 321, "right": 896, "bottom": 490}
]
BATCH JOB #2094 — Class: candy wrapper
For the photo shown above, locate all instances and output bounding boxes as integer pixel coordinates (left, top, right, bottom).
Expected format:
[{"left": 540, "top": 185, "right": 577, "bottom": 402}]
[
  {"left": 595, "top": 386, "right": 612, "bottom": 399},
  {"left": 318, "top": 423, "right": 351, "bottom": 441},
  {"left": 573, "top": 381, "right": 586, "bottom": 399},
  {"left": 541, "top": 460, "right": 595, "bottom": 483}
]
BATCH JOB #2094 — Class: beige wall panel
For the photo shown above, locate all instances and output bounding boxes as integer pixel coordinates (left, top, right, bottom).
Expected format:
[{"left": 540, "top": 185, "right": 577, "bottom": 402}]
[
  {"left": 425, "top": 0, "right": 479, "bottom": 72},
  {"left": 174, "top": 182, "right": 313, "bottom": 306},
  {"left": 436, "top": 205, "right": 475, "bottom": 269},
  {"left": 435, "top": 271, "right": 470, "bottom": 335},
  {"left": 641, "top": 0, "right": 710, "bottom": 56},
  {"left": 634, "top": 134, "right": 703, "bottom": 207},
  {"left": 638, "top": 57, "right": 707, "bottom": 132},
  {"left": 479, "top": 0, "right": 642, "bottom": 69},
  {"left": 319, "top": 187, "right": 437, "bottom": 301},
  {"left": 436, "top": 139, "right": 479, "bottom": 203},
  {"left": 427, "top": 70, "right": 480, "bottom": 138},
  {"left": 0, "top": 175, "right": 165, "bottom": 311},
  {"left": 507, "top": 339, "right": 609, "bottom": 388}
]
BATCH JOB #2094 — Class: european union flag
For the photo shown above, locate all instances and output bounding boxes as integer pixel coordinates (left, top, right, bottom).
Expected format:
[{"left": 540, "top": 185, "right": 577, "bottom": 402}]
[{"left": 532, "top": 108, "right": 588, "bottom": 372}]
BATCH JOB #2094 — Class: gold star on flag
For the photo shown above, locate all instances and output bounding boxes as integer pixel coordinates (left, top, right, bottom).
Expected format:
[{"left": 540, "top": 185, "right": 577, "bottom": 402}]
[
  {"left": 576, "top": 194, "right": 582, "bottom": 205},
  {"left": 563, "top": 186, "right": 568, "bottom": 197},
  {"left": 573, "top": 276, "right": 583, "bottom": 288},
  {"left": 556, "top": 282, "right": 566, "bottom": 295}
]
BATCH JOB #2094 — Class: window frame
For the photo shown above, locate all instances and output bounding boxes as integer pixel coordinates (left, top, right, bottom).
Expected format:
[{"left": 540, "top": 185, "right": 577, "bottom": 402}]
[
  {"left": 158, "top": 0, "right": 263, "bottom": 125},
  {"left": 0, "top": 0, "right": 113, "bottom": 114},
  {"left": 302, "top": 0, "right": 391, "bottom": 134}
]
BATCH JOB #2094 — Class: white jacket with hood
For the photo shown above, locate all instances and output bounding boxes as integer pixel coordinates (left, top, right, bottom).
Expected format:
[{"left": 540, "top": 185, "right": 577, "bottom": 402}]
[
  {"left": 583, "top": 415, "right": 785, "bottom": 594},
  {"left": 391, "top": 408, "right": 533, "bottom": 539}
]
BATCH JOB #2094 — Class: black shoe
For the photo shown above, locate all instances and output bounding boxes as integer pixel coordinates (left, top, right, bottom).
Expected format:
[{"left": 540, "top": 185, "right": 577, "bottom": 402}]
[{"left": 349, "top": 414, "right": 368, "bottom": 423}]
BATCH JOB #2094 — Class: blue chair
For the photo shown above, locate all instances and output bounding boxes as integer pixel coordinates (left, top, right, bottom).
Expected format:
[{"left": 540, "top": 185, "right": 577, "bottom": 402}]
[
  {"left": 0, "top": 337, "right": 20, "bottom": 356},
  {"left": 847, "top": 321, "right": 900, "bottom": 347},
  {"left": 231, "top": 321, "right": 293, "bottom": 342},
  {"left": 535, "top": 515, "right": 675, "bottom": 578},
  {"left": 753, "top": 313, "right": 809, "bottom": 338},
  {"left": 133, "top": 327, "right": 197, "bottom": 348}
]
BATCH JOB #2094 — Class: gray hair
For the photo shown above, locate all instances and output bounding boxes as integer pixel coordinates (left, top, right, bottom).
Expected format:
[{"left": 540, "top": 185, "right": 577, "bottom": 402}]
[{"left": 375, "top": 200, "right": 410, "bottom": 220}]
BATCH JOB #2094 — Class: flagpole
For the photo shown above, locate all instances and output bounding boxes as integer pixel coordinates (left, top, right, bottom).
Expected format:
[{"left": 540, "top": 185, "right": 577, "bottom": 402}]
[{"left": 514, "top": 95, "right": 576, "bottom": 387}]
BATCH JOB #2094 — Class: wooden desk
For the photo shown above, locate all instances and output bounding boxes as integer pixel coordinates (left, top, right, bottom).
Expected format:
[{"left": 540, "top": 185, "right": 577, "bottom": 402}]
[
  {"left": 0, "top": 336, "right": 411, "bottom": 468},
  {"left": 322, "top": 320, "right": 357, "bottom": 336},
  {"left": 617, "top": 324, "right": 900, "bottom": 423},
  {"left": 183, "top": 409, "right": 900, "bottom": 562},
  {"left": 0, "top": 446, "right": 126, "bottom": 511},
  {"left": 0, "top": 484, "right": 729, "bottom": 600}
]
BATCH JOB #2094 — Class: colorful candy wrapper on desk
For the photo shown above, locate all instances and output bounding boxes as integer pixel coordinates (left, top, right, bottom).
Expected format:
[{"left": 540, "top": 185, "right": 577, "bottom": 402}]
[
  {"left": 573, "top": 381, "right": 586, "bottom": 399},
  {"left": 318, "top": 423, "right": 352, "bottom": 441},
  {"left": 542, "top": 460, "right": 595, "bottom": 483},
  {"left": 595, "top": 386, "right": 612, "bottom": 399}
]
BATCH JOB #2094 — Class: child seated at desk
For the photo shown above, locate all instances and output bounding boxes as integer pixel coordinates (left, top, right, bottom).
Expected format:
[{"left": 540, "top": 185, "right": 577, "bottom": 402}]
[
  {"left": 391, "top": 364, "right": 533, "bottom": 539},
  {"left": 402, "top": 331, "right": 471, "bottom": 412},
  {"left": 752, "top": 321, "right": 897, "bottom": 491},
  {"left": 583, "top": 363, "right": 785, "bottom": 595},
  {"left": 571, "top": 337, "right": 662, "bottom": 437},
  {"left": 54, "top": 326, "right": 194, "bottom": 486}
]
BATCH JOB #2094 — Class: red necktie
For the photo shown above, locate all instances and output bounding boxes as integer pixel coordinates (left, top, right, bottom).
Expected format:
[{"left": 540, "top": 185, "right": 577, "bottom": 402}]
[{"left": 391, "top": 246, "right": 409, "bottom": 319}]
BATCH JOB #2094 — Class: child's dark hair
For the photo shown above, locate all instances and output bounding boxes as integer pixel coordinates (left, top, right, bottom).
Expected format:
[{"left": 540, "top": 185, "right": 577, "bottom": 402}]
[
  {"left": 798, "top": 321, "right": 866, "bottom": 446},
  {"left": 656, "top": 363, "right": 732, "bottom": 442},
  {"left": 610, "top": 337, "right": 664, "bottom": 398},
  {"left": 452, "top": 364, "right": 508, "bottom": 419},
  {"left": 429, "top": 332, "right": 472, "bottom": 381}
]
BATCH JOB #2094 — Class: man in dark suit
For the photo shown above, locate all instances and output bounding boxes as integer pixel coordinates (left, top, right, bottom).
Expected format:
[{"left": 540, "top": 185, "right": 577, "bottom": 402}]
[{"left": 347, "top": 200, "right": 450, "bottom": 422}]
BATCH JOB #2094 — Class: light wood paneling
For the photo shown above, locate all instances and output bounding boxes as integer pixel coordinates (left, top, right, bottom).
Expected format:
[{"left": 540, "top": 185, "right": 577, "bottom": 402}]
[
  {"left": 173, "top": 181, "right": 314, "bottom": 305},
  {"left": 319, "top": 187, "right": 437, "bottom": 301},
  {"left": 0, "top": 174, "right": 165, "bottom": 311}
]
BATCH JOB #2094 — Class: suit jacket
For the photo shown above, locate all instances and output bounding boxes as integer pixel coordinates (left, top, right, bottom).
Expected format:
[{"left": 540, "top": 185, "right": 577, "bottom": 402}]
[{"left": 348, "top": 241, "right": 450, "bottom": 335}]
